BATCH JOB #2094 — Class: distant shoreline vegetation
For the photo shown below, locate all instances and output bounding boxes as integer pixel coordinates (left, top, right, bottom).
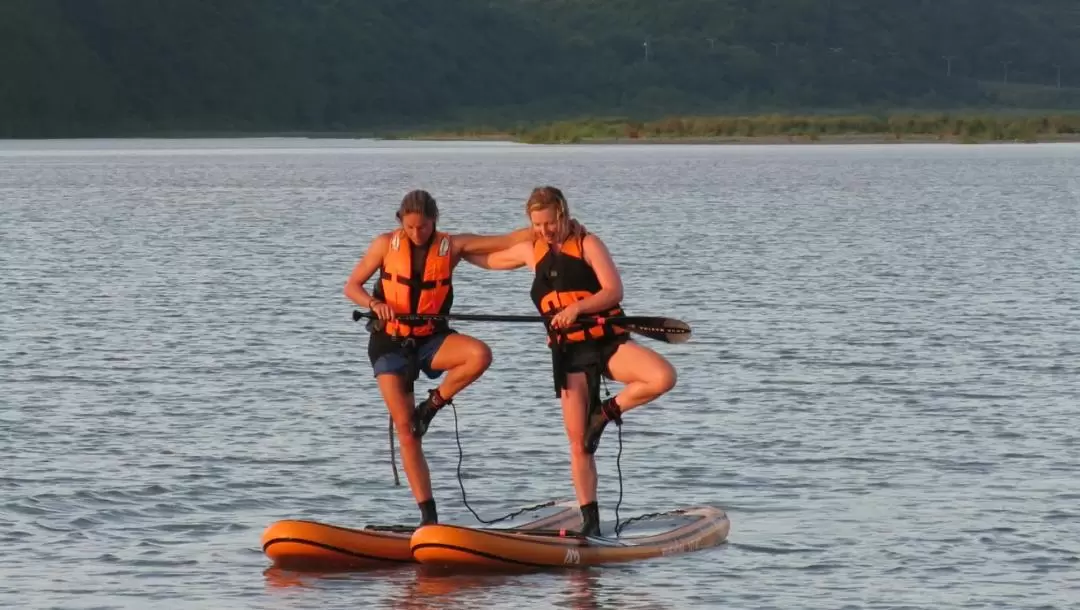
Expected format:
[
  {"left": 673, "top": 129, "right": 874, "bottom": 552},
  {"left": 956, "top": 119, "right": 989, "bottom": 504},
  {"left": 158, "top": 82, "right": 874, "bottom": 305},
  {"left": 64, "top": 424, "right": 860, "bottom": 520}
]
[{"left": 396, "top": 113, "right": 1080, "bottom": 144}]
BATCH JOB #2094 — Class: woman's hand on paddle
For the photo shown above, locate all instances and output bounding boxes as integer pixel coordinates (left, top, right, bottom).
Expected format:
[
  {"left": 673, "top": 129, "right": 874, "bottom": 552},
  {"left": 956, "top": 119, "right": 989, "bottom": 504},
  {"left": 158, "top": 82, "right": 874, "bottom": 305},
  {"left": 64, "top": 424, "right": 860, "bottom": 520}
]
[
  {"left": 370, "top": 299, "right": 395, "bottom": 321},
  {"left": 551, "top": 302, "right": 583, "bottom": 329}
]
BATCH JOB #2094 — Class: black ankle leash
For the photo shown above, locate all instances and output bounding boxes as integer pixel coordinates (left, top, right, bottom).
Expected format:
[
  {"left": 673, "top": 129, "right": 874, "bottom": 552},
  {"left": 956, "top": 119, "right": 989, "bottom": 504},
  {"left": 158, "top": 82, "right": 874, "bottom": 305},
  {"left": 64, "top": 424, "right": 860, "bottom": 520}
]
[
  {"left": 600, "top": 376, "right": 628, "bottom": 536},
  {"left": 385, "top": 386, "right": 630, "bottom": 535},
  {"left": 451, "top": 402, "right": 558, "bottom": 525},
  {"left": 388, "top": 414, "right": 401, "bottom": 486}
]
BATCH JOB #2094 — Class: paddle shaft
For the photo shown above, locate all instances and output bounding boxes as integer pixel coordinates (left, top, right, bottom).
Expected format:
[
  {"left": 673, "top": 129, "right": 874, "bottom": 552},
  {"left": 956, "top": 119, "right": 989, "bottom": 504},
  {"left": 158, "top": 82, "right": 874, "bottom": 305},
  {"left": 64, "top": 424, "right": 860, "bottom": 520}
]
[
  {"left": 351, "top": 309, "right": 691, "bottom": 344},
  {"left": 356, "top": 310, "right": 635, "bottom": 324}
]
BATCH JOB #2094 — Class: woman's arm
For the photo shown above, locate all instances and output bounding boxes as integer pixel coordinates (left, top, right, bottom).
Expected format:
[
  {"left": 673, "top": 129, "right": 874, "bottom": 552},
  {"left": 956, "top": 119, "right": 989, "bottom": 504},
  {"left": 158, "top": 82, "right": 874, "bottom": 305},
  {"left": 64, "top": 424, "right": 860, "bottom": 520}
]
[
  {"left": 463, "top": 241, "right": 533, "bottom": 271},
  {"left": 454, "top": 218, "right": 586, "bottom": 261},
  {"left": 344, "top": 233, "right": 391, "bottom": 310},
  {"left": 453, "top": 227, "right": 532, "bottom": 258},
  {"left": 574, "top": 234, "right": 625, "bottom": 313}
]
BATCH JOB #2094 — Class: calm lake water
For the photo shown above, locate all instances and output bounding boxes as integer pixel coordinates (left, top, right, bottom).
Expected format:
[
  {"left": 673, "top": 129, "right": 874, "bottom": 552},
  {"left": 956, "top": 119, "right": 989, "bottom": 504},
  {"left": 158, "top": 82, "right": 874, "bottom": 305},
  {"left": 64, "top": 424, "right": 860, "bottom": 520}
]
[{"left": 2, "top": 138, "right": 1078, "bottom": 609}]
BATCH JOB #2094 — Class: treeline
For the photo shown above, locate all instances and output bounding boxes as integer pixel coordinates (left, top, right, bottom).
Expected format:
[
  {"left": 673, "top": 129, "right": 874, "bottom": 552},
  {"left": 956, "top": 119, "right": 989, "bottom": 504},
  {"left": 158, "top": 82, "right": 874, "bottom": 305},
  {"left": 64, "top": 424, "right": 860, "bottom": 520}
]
[
  {"left": 489, "top": 113, "right": 1080, "bottom": 144},
  {"left": 2, "top": 0, "right": 1079, "bottom": 138}
]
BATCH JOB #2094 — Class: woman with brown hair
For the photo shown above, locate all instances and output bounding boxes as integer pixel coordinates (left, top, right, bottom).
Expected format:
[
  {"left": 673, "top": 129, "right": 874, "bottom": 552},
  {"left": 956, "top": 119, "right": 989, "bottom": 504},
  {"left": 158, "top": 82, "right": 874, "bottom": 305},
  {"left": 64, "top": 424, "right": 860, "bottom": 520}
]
[
  {"left": 344, "top": 189, "right": 531, "bottom": 526},
  {"left": 464, "top": 186, "right": 677, "bottom": 536}
]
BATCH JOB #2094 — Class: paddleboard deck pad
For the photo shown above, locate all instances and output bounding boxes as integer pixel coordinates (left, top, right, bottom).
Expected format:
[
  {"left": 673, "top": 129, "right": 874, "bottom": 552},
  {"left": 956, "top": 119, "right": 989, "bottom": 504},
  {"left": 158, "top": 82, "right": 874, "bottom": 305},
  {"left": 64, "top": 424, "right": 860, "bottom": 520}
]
[
  {"left": 261, "top": 500, "right": 580, "bottom": 570},
  {"left": 410, "top": 506, "right": 729, "bottom": 569}
]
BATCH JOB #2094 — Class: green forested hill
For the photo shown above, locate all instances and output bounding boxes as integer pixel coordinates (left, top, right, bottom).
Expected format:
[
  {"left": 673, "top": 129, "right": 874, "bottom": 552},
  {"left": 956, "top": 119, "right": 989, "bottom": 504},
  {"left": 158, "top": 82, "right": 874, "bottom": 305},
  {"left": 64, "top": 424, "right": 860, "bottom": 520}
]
[{"left": 2, "top": 0, "right": 1078, "bottom": 138}]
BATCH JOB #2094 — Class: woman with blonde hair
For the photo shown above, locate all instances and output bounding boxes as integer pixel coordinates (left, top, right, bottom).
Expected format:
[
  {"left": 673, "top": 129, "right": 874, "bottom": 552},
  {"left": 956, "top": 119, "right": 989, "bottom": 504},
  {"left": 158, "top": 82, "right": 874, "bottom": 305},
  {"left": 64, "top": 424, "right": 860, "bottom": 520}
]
[{"left": 465, "top": 186, "right": 677, "bottom": 536}]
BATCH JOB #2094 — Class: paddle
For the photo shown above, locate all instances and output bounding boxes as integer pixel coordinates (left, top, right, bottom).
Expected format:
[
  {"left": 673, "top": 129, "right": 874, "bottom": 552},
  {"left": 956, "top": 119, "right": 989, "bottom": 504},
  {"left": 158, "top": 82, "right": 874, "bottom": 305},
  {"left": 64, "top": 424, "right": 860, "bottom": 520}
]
[{"left": 352, "top": 310, "right": 691, "bottom": 344}]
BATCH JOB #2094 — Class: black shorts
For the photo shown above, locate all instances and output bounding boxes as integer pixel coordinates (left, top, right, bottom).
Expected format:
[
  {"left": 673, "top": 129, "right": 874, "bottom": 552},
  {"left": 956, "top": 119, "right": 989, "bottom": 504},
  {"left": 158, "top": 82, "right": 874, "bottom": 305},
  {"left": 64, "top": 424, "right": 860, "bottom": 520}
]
[{"left": 549, "top": 333, "right": 630, "bottom": 398}]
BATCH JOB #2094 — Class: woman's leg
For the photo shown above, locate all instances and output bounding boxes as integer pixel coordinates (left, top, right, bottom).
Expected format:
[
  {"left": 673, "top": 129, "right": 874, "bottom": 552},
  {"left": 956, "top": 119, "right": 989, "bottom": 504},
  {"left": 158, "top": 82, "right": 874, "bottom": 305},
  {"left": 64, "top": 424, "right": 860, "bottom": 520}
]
[
  {"left": 604, "top": 340, "right": 677, "bottom": 413},
  {"left": 412, "top": 333, "right": 493, "bottom": 437},
  {"left": 377, "top": 373, "right": 432, "bottom": 507},
  {"left": 584, "top": 340, "right": 677, "bottom": 454},
  {"left": 427, "top": 333, "right": 493, "bottom": 400},
  {"left": 560, "top": 371, "right": 597, "bottom": 506}
]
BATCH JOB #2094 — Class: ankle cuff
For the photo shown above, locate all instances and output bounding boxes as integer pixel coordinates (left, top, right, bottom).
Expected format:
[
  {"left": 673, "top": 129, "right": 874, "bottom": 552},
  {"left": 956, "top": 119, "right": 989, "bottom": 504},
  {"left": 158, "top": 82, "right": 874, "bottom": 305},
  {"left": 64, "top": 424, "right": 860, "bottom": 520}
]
[
  {"left": 602, "top": 399, "right": 622, "bottom": 423},
  {"left": 429, "top": 388, "right": 450, "bottom": 408}
]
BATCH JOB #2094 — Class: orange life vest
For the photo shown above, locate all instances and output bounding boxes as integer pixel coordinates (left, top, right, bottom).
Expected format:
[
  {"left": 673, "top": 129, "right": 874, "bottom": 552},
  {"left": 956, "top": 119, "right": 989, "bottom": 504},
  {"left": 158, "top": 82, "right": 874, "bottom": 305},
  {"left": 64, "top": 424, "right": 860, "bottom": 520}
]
[
  {"left": 530, "top": 233, "right": 626, "bottom": 343},
  {"left": 374, "top": 229, "right": 453, "bottom": 338}
]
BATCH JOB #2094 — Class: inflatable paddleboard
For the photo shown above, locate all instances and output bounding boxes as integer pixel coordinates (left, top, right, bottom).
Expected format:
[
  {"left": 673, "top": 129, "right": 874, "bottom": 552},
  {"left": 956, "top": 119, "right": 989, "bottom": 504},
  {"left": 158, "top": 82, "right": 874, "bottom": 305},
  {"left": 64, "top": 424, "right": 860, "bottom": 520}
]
[
  {"left": 410, "top": 505, "right": 729, "bottom": 569},
  {"left": 261, "top": 500, "right": 580, "bottom": 570}
]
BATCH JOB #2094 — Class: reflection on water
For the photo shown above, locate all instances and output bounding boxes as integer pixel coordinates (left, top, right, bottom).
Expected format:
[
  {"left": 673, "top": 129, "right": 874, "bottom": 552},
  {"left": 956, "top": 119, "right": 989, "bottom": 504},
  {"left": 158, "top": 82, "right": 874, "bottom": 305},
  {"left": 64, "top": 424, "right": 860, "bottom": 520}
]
[{"left": 264, "top": 564, "right": 675, "bottom": 610}]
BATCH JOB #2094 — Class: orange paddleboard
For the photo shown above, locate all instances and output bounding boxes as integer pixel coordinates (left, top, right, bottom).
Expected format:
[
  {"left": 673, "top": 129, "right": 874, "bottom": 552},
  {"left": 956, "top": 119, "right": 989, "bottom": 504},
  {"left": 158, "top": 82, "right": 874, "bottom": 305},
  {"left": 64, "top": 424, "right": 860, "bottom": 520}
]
[
  {"left": 410, "top": 506, "right": 729, "bottom": 569},
  {"left": 261, "top": 500, "right": 580, "bottom": 570}
]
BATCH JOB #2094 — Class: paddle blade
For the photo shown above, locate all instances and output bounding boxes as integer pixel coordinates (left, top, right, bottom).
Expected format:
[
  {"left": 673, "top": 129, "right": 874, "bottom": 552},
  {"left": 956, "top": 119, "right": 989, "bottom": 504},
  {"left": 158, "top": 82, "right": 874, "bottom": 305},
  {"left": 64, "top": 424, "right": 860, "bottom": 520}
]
[{"left": 618, "top": 317, "right": 692, "bottom": 344}]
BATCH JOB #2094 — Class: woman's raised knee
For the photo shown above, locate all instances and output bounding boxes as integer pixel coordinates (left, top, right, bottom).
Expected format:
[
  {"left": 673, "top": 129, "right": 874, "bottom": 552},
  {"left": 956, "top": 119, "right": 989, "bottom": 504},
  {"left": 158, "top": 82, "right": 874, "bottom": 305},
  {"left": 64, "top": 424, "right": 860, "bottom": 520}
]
[
  {"left": 468, "top": 340, "right": 493, "bottom": 373},
  {"left": 653, "top": 361, "right": 677, "bottom": 395}
]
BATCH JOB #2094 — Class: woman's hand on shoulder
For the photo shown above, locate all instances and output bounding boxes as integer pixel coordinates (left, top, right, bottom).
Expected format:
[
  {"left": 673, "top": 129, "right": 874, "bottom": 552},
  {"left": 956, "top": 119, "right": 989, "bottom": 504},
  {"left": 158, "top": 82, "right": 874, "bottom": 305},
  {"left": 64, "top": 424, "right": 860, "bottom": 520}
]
[{"left": 568, "top": 217, "right": 588, "bottom": 238}]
